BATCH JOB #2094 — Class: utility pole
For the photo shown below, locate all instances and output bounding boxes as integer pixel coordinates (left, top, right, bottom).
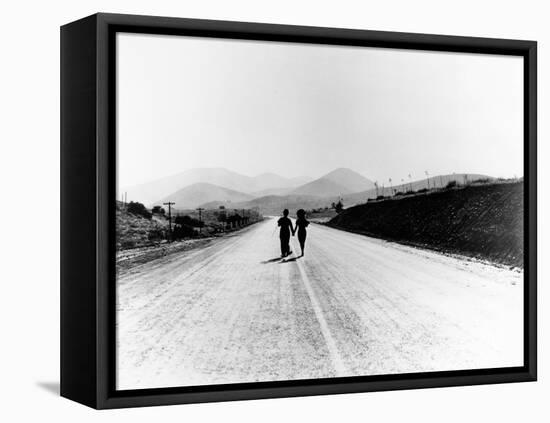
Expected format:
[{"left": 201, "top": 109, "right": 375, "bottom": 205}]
[
  {"left": 408, "top": 174, "right": 412, "bottom": 192},
  {"left": 425, "top": 171, "right": 430, "bottom": 190},
  {"left": 163, "top": 202, "right": 175, "bottom": 241},
  {"left": 196, "top": 207, "right": 204, "bottom": 234},
  {"left": 389, "top": 178, "right": 393, "bottom": 196}
]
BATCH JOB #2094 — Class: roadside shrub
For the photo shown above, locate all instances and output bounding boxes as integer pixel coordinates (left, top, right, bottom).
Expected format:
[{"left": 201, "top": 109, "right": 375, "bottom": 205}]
[
  {"left": 416, "top": 188, "right": 428, "bottom": 194},
  {"left": 446, "top": 180, "right": 458, "bottom": 189},
  {"left": 332, "top": 200, "right": 344, "bottom": 213},
  {"left": 147, "top": 227, "right": 166, "bottom": 242},
  {"left": 175, "top": 215, "right": 203, "bottom": 227},
  {"left": 173, "top": 224, "right": 197, "bottom": 239},
  {"left": 151, "top": 206, "right": 165, "bottom": 215},
  {"left": 473, "top": 178, "right": 490, "bottom": 184},
  {"left": 127, "top": 201, "right": 152, "bottom": 219},
  {"left": 120, "top": 238, "right": 138, "bottom": 249}
]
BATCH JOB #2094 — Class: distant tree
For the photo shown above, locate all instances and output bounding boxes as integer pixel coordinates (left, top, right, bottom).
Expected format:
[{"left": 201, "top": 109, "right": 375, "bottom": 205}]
[
  {"left": 175, "top": 215, "right": 202, "bottom": 227},
  {"left": 127, "top": 201, "right": 152, "bottom": 219},
  {"left": 446, "top": 180, "right": 458, "bottom": 189},
  {"left": 217, "top": 211, "right": 227, "bottom": 229},
  {"left": 335, "top": 200, "right": 344, "bottom": 214},
  {"left": 173, "top": 224, "right": 196, "bottom": 239},
  {"left": 234, "top": 213, "right": 242, "bottom": 226},
  {"left": 227, "top": 214, "right": 242, "bottom": 228},
  {"left": 473, "top": 178, "right": 490, "bottom": 184},
  {"left": 151, "top": 205, "right": 165, "bottom": 215},
  {"left": 147, "top": 227, "right": 166, "bottom": 242}
]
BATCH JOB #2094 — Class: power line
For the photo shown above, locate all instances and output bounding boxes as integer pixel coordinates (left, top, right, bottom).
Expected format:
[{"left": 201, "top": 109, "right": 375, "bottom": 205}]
[
  {"left": 196, "top": 207, "right": 204, "bottom": 235},
  {"left": 163, "top": 202, "right": 175, "bottom": 241}
]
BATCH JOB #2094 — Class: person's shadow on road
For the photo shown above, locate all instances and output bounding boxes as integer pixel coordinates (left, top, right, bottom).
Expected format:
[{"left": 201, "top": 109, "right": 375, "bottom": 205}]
[
  {"left": 260, "top": 257, "right": 282, "bottom": 264},
  {"left": 279, "top": 257, "right": 299, "bottom": 263},
  {"left": 261, "top": 256, "right": 302, "bottom": 264}
]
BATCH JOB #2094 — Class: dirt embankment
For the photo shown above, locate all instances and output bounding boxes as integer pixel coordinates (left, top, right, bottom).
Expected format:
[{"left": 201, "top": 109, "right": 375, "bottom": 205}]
[
  {"left": 116, "top": 207, "right": 168, "bottom": 250},
  {"left": 116, "top": 203, "right": 264, "bottom": 272},
  {"left": 328, "top": 182, "right": 524, "bottom": 268}
]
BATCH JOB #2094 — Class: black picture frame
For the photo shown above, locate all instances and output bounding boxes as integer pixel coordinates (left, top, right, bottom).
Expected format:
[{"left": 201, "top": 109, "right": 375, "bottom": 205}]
[{"left": 60, "top": 12, "right": 537, "bottom": 409}]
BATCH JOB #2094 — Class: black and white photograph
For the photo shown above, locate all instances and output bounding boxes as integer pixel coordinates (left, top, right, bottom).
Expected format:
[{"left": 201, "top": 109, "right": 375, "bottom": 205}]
[
  {"left": 3, "top": 0, "right": 546, "bottom": 418},
  {"left": 115, "top": 32, "right": 525, "bottom": 391}
]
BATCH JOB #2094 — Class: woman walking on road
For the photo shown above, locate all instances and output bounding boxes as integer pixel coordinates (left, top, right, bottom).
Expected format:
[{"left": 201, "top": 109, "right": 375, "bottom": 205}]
[{"left": 294, "top": 209, "right": 310, "bottom": 257}]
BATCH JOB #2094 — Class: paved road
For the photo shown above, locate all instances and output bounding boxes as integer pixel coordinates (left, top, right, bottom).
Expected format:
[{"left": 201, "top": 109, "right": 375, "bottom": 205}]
[{"left": 116, "top": 217, "right": 523, "bottom": 390}]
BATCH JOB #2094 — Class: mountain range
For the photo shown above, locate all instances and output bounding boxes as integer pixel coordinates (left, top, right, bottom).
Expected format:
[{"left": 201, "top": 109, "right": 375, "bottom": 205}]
[
  {"left": 156, "top": 182, "right": 254, "bottom": 210},
  {"left": 123, "top": 168, "right": 312, "bottom": 206},
  {"left": 122, "top": 167, "right": 492, "bottom": 214},
  {"left": 291, "top": 168, "right": 375, "bottom": 197}
]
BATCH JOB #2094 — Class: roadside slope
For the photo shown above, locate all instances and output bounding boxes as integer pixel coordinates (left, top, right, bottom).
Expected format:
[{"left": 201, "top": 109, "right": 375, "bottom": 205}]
[{"left": 328, "top": 182, "right": 523, "bottom": 267}]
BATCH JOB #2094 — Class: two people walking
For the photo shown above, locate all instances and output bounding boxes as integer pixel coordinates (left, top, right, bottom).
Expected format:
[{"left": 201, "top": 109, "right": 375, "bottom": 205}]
[{"left": 277, "top": 208, "right": 310, "bottom": 258}]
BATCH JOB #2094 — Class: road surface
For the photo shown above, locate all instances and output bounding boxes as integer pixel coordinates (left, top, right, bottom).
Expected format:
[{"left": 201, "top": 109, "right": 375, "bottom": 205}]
[{"left": 116, "top": 217, "right": 523, "bottom": 390}]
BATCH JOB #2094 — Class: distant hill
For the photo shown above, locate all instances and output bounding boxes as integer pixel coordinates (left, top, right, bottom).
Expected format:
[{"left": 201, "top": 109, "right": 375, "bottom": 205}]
[
  {"left": 329, "top": 181, "right": 523, "bottom": 267},
  {"left": 342, "top": 174, "right": 495, "bottom": 206},
  {"left": 122, "top": 168, "right": 312, "bottom": 205},
  {"left": 287, "top": 175, "right": 314, "bottom": 186},
  {"left": 201, "top": 194, "right": 335, "bottom": 216},
  {"left": 249, "top": 187, "right": 293, "bottom": 197},
  {"left": 291, "top": 179, "right": 350, "bottom": 197},
  {"left": 198, "top": 173, "right": 498, "bottom": 216},
  {"left": 292, "top": 168, "right": 375, "bottom": 197},
  {"left": 322, "top": 168, "right": 376, "bottom": 192},
  {"left": 253, "top": 173, "right": 313, "bottom": 190},
  {"left": 155, "top": 182, "right": 253, "bottom": 209}
]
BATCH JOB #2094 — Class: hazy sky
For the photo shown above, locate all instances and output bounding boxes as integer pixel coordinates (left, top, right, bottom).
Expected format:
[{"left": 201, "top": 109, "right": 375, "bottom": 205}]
[{"left": 117, "top": 33, "right": 523, "bottom": 188}]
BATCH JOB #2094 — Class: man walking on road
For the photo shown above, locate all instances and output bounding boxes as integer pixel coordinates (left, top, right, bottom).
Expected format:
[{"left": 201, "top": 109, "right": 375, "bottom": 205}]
[{"left": 277, "top": 209, "right": 294, "bottom": 258}]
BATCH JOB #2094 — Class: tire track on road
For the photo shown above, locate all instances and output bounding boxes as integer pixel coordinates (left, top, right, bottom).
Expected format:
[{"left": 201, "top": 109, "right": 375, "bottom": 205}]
[{"left": 290, "top": 237, "right": 348, "bottom": 376}]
